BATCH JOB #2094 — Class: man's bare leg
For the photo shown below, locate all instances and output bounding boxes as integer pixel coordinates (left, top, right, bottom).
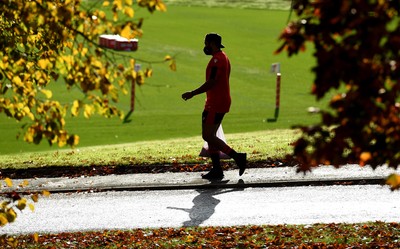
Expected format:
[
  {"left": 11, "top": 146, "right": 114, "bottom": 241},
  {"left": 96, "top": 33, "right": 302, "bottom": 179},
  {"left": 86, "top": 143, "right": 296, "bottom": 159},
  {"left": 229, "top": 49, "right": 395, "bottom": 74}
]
[{"left": 202, "top": 123, "right": 247, "bottom": 178}]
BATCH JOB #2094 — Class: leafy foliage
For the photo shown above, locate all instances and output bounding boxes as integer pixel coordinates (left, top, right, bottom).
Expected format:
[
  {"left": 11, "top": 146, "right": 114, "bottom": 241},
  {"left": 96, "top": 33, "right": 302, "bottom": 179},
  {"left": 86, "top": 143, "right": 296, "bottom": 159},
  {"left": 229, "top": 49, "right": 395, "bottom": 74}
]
[
  {"left": 5, "top": 222, "right": 400, "bottom": 248},
  {"left": 0, "top": 0, "right": 172, "bottom": 147},
  {"left": 276, "top": 1, "right": 400, "bottom": 174}
]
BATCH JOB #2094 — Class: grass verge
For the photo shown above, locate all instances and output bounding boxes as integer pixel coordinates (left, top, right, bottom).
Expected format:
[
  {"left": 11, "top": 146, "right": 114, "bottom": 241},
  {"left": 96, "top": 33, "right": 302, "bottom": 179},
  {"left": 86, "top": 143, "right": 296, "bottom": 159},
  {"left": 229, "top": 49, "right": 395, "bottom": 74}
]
[{"left": 0, "top": 129, "right": 298, "bottom": 170}]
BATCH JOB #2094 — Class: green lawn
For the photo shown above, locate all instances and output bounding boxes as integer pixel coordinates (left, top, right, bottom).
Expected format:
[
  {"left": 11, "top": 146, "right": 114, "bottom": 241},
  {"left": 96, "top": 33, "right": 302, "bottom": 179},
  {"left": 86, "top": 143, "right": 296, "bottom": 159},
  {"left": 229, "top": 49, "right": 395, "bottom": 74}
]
[{"left": 0, "top": 4, "right": 325, "bottom": 155}]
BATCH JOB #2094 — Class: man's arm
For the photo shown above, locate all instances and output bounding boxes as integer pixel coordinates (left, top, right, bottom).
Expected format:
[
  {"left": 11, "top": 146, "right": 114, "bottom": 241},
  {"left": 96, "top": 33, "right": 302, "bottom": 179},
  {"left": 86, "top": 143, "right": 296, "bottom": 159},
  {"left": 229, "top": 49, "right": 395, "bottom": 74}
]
[{"left": 182, "top": 67, "right": 217, "bottom": 101}]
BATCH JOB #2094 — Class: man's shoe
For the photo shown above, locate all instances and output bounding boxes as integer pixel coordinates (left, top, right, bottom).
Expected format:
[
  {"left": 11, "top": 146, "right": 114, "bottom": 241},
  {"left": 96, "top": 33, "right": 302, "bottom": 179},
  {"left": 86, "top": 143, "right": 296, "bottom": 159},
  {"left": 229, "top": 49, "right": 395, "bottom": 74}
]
[
  {"left": 201, "top": 169, "right": 224, "bottom": 180},
  {"left": 235, "top": 153, "right": 247, "bottom": 176}
]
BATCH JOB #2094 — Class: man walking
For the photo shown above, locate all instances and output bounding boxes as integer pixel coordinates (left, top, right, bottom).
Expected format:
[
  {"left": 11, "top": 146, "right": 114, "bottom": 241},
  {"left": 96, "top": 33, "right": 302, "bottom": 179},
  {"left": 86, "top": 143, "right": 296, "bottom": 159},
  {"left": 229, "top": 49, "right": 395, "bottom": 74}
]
[{"left": 182, "top": 33, "right": 246, "bottom": 180}]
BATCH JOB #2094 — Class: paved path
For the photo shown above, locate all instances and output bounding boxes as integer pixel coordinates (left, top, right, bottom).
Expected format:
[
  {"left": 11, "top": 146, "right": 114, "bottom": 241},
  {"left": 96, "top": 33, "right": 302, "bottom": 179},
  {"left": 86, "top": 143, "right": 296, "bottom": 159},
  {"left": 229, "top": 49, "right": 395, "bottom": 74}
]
[
  {"left": 1, "top": 164, "right": 400, "bottom": 235},
  {"left": 1, "top": 184, "right": 399, "bottom": 235}
]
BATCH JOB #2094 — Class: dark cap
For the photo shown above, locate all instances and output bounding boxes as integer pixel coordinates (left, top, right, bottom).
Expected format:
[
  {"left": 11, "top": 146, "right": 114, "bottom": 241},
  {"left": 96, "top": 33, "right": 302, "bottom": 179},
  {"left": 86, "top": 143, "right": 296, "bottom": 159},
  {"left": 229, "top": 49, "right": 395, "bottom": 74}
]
[{"left": 205, "top": 33, "right": 225, "bottom": 48}]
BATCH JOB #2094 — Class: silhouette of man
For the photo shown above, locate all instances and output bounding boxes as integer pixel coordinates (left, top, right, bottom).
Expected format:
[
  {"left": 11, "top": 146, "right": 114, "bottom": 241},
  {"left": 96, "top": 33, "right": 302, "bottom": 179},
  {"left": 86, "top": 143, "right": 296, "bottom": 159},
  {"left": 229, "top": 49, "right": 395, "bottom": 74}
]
[{"left": 182, "top": 33, "right": 246, "bottom": 180}]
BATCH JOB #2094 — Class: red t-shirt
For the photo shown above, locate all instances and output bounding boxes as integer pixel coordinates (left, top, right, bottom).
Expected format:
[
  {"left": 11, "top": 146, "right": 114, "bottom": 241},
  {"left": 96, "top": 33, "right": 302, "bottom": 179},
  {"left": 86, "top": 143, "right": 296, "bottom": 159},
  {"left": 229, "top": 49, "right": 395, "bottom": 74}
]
[{"left": 205, "top": 51, "right": 231, "bottom": 113}]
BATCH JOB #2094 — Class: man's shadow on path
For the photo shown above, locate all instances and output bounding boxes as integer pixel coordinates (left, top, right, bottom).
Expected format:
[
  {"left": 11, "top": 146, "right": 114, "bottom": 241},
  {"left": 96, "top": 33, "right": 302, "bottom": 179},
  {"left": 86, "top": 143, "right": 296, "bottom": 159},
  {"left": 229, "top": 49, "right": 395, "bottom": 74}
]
[{"left": 167, "top": 179, "right": 245, "bottom": 227}]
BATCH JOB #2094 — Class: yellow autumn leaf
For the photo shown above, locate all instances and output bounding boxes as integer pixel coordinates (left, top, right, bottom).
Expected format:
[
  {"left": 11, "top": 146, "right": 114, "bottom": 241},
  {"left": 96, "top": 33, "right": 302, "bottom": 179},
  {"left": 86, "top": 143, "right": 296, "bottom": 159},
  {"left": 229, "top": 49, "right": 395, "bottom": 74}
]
[
  {"left": 169, "top": 60, "right": 177, "bottom": 71},
  {"left": 84, "top": 104, "right": 94, "bottom": 119},
  {"left": 92, "top": 59, "right": 102, "bottom": 69},
  {"left": 42, "top": 190, "right": 51, "bottom": 197},
  {"left": 71, "top": 100, "right": 80, "bottom": 117},
  {"left": 359, "top": 152, "right": 371, "bottom": 166},
  {"left": 117, "top": 64, "right": 125, "bottom": 71},
  {"left": 20, "top": 180, "right": 29, "bottom": 187},
  {"left": 156, "top": 1, "right": 167, "bottom": 12},
  {"left": 4, "top": 178, "right": 13, "bottom": 187},
  {"left": 130, "top": 59, "right": 135, "bottom": 68},
  {"left": 23, "top": 106, "right": 35, "bottom": 120},
  {"left": 26, "top": 61, "right": 35, "bottom": 69},
  {"left": 386, "top": 173, "right": 400, "bottom": 191},
  {"left": 114, "top": 0, "right": 123, "bottom": 9},
  {"left": 124, "top": 6, "right": 134, "bottom": 18},
  {"left": 61, "top": 55, "right": 73, "bottom": 65},
  {"left": 12, "top": 76, "right": 23, "bottom": 86},
  {"left": 77, "top": 23, "right": 84, "bottom": 33},
  {"left": 137, "top": 0, "right": 145, "bottom": 7},
  {"left": 72, "top": 48, "right": 79, "bottom": 56},
  {"left": 31, "top": 193, "right": 39, "bottom": 203},
  {"left": 145, "top": 68, "right": 152, "bottom": 77},
  {"left": 16, "top": 102, "right": 24, "bottom": 109},
  {"left": 58, "top": 131, "right": 67, "bottom": 147},
  {"left": 40, "top": 89, "right": 53, "bottom": 99},
  {"left": 186, "top": 235, "right": 195, "bottom": 243},
  {"left": 120, "top": 24, "right": 132, "bottom": 39},
  {"left": 164, "top": 55, "right": 172, "bottom": 61},
  {"left": 81, "top": 47, "right": 88, "bottom": 57},
  {"left": 60, "top": 117, "right": 66, "bottom": 127},
  {"left": 0, "top": 56, "right": 9, "bottom": 70},
  {"left": 6, "top": 208, "right": 17, "bottom": 222},
  {"left": 24, "top": 127, "right": 35, "bottom": 143},
  {"left": 99, "top": 10, "right": 106, "bottom": 19},
  {"left": 29, "top": 203, "right": 35, "bottom": 212},
  {"left": 15, "top": 58, "right": 25, "bottom": 67},
  {"left": 103, "top": 1, "right": 110, "bottom": 7},
  {"left": 7, "top": 237, "right": 18, "bottom": 248},
  {"left": 16, "top": 198, "right": 27, "bottom": 211},
  {"left": 38, "top": 59, "right": 49, "bottom": 69},
  {"left": 136, "top": 73, "right": 145, "bottom": 85},
  {"left": 33, "top": 233, "right": 39, "bottom": 242},
  {"left": 68, "top": 135, "right": 80, "bottom": 147},
  {"left": 0, "top": 214, "right": 8, "bottom": 226},
  {"left": 1, "top": 202, "right": 7, "bottom": 209},
  {"left": 27, "top": 112, "right": 35, "bottom": 120}
]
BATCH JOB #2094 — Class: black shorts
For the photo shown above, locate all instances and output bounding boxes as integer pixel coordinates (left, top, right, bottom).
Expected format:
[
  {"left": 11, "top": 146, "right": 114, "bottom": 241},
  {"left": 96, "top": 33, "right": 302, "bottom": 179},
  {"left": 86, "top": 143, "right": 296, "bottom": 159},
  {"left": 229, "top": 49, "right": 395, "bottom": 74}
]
[{"left": 202, "top": 110, "right": 225, "bottom": 125}]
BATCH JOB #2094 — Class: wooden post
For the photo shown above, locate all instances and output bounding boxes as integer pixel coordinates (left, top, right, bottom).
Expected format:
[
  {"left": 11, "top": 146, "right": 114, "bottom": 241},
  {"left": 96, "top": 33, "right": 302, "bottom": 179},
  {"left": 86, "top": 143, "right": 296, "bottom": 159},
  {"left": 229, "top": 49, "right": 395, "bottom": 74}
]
[
  {"left": 266, "top": 72, "right": 281, "bottom": 122},
  {"left": 275, "top": 73, "right": 281, "bottom": 110},
  {"left": 130, "top": 78, "right": 135, "bottom": 112}
]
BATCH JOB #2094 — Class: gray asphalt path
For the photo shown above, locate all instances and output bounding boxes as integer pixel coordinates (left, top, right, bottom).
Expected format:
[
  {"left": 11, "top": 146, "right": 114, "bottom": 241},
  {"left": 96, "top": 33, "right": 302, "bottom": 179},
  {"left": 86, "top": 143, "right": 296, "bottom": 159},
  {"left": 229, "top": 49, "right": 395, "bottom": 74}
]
[{"left": 2, "top": 184, "right": 400, "bottom": 235}]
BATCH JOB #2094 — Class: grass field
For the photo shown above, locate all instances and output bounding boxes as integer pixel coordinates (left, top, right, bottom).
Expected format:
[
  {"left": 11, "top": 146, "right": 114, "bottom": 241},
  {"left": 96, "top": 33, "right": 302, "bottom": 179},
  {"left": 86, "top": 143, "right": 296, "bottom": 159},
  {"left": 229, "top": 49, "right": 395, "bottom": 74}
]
[
  {"left": 162, "top": 0, "right": 293, "bottom": 10},
  {"left": 0, "top": 3, "right": 325, "bottom": 155}
]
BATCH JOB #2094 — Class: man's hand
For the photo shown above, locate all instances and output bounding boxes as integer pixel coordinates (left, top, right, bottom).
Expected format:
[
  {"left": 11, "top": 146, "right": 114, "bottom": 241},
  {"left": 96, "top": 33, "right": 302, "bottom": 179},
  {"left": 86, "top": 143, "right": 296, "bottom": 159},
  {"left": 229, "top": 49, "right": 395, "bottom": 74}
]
[{"left": 182, "top": 91, "right": 194, "bottom": 101}]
